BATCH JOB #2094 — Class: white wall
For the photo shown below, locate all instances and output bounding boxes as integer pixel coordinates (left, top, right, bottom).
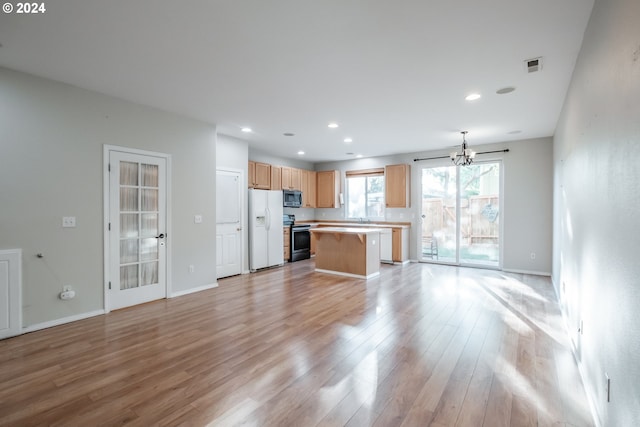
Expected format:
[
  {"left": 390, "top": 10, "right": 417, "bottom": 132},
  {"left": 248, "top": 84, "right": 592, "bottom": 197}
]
[
  {"left": 553, "top": 0, "right": 640, "bottom": 425},
  {"left": 316, "top": 137, "right": 553, "bottom": 272},
  {"left": 0, "top": 68, "right": 217, "bottom": 328}
]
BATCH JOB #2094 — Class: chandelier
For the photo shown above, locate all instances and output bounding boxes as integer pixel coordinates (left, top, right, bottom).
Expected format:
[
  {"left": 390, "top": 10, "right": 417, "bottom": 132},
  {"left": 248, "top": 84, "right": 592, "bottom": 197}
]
[{"left": 450, "top": 131, "right": 476, "bottom": 166}]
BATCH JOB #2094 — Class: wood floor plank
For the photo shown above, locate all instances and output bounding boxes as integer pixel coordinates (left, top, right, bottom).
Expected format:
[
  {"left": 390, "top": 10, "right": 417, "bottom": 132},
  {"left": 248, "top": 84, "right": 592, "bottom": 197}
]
[{"left": 0, "top": 261, "right": 593, "bottom": 427}]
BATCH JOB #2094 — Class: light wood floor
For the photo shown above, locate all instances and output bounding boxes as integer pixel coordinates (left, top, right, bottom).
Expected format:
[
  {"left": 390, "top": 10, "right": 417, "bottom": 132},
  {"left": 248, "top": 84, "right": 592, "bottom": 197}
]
[{"left": 0, "top": 260, "right": 594, "bottom": 427}]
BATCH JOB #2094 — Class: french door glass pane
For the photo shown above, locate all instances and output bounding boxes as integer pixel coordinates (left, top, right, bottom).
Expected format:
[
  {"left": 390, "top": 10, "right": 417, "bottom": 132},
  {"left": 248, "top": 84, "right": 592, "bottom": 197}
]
[
  {"left": 120, "top": 264, "right": 139, "bottom": 289},
  {"left": 459, "top": 163, "right": 500, "bottom": 266},
  {"left": 141, "top": 262, "right": 159, "bottom": 286},
  {"left": 120, "top": 214, "right": 139, "bottom": 238},
  {"left": 120, "top": 162, "right": 138, "bottom": 186},
  {"left": 421, "top": 166, "right": 457, "bottom": 263},
  {"left": 141, "top": 164, "right": 158, "bottom": 187},
  {"left": 120, "top": 240, "right": 138, "bottom": 264},
  {"left": 120, "top": 188, "right": 138, "bottom": 211},
  {"left": 141, "top": 189, "right": 158, "bottom": 211},
  {"left": 141, "top": 214, "right": 158, "bottom": 237},
  {"left": 140, "top": 238, "right": 158, "bottom": 261}
]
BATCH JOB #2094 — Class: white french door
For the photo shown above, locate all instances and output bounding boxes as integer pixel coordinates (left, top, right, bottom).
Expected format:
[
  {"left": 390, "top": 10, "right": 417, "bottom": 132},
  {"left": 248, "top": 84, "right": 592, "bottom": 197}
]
[
  {"left": 107, "top": 149, "right": 168, "bottom": 310},
  {"left": 216, "top": 169, "right": 243, "bottom": 278},
  {"left": 420, "top": 161, "right": 501, "bottom": 268}
]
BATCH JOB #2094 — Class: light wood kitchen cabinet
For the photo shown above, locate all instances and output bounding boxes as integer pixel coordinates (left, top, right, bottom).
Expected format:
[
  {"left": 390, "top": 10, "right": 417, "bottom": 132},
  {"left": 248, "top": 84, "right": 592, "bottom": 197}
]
[
  {"left": 316, "top": 170, "right": 341, "bottom": 208},
  {"left": 248, "top": 161, "right": 255, "bottom": 189},
  {"left": 385, "top": 164, "right": 411, "bottom": 208},
  {"left": 281, "top": 167, "right": 301, "bottom": 190},
  {"left": 310, "top": 230, "right": 316, "bottom": 255},
  {"left": 271, "top": 165, "right": 282, "bottom": 190},
  {"left": 301, "top": 170, "right": 317, "bottom": 208},
  {"left": 392, "top": 227, "right": 410, "bottom": 263},
  {"left": 283, "top": 227, "right": 291, "bottom": 261},
  {"left": 248, "top": 161, "right": 271, "bottom": 189}
]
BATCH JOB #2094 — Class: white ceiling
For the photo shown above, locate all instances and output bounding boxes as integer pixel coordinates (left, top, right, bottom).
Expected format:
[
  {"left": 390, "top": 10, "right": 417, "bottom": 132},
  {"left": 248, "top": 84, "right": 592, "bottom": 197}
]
[{"left": 0, "top": 0, "right": 594, "bottom": 162}]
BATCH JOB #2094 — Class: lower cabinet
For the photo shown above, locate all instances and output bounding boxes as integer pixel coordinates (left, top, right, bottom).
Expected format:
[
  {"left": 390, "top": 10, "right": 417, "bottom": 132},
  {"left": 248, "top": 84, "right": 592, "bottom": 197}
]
[
  {"left": 392, "top": 227, "right": 410, "bottom": 263},
  {"left": 310, "top": 231, "right": 316, "bottom": 255},
  {"left": 283, "top": 227, "right": 291, "bottom": 261}
]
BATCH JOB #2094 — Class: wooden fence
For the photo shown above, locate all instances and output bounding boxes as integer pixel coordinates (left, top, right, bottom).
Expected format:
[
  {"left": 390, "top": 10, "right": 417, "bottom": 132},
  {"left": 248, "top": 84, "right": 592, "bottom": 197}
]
[{"left": 421, "top": 195, "right": 499, "bottom": 245}]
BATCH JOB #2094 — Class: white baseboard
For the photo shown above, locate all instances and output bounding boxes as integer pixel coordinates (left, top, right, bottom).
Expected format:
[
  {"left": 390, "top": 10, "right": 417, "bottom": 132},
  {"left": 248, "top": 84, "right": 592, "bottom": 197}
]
[
  {"left": 502, "top": 268, "right": 551, "bottom": 277},
  {"left": 23, "top": 309, "right": 105, "bottom": 334},
  {"left": 170, "top": 282, "right": 218, "bottom": 298}
]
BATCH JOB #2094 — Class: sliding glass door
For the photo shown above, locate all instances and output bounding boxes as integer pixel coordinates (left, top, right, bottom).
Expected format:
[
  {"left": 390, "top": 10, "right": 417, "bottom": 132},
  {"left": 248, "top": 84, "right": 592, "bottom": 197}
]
[{"left": 420, "top": 162, "right": 501, "bottom": 268}]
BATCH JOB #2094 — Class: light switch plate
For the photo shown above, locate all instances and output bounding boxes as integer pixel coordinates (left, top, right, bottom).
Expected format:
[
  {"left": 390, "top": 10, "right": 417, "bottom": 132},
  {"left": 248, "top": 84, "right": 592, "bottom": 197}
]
[{"left": 62, "top": 216, "right": 76, "bottom": 227}]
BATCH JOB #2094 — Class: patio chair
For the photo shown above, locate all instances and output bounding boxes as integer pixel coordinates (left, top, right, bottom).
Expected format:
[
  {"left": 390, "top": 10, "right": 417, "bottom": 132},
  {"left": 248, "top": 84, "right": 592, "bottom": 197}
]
[{"left": 422, "top": 235, "right": 438, "bottom": 260}]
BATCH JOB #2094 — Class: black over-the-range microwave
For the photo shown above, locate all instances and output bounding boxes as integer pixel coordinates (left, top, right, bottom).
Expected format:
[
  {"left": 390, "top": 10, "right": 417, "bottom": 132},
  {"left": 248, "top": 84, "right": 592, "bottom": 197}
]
[{"left": 283, "top": 190, "right": 302, "bottom": 207}]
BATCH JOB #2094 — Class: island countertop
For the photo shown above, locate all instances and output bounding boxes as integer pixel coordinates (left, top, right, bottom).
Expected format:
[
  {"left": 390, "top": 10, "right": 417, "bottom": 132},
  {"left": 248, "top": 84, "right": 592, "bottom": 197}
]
[
  {"left": 300, "top": 221, "right": 410, "bottom": 229},
  {"left": 310, "top": 227, "right": 383, "bottom": 235}
]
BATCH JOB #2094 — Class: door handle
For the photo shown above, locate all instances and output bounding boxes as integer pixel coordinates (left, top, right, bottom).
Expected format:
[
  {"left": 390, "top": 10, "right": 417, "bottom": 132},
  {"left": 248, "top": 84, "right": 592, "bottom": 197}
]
[{"left": 155, "top": 233, "right": 165, "bottom": 239}]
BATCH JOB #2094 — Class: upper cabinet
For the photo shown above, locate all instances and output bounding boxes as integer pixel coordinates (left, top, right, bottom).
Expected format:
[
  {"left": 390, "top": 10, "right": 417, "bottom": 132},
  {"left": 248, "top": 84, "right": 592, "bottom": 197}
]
[
  {"left": 271, "top": 165, "right": 282, "bottom": 191},
  {"left": 282, "top": 166, "right": 301, "bottom": 190},
  {"left": 317, "top": 170, "right": 341, "bottom": 208},
  {"left": 248, "top": 161, "right": 271, "bottom": 189},
  {"left": 301, "top": 170, "right": 317, "bottom": 208},
  {"left": 385, "top": 164, "right": 411, "bottom": 208}
]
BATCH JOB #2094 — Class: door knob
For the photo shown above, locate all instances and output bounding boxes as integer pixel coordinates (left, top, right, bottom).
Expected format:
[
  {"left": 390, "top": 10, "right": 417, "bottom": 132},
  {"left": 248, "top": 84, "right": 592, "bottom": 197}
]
[{"left": 156, "top": 233, "right": 165, "bottom": 239}]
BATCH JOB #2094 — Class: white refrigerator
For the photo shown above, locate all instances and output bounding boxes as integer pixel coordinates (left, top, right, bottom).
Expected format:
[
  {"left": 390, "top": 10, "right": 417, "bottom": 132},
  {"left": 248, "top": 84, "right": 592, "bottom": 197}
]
[{"left": 248, "top": 189, "right": 284, "bottom": 271}]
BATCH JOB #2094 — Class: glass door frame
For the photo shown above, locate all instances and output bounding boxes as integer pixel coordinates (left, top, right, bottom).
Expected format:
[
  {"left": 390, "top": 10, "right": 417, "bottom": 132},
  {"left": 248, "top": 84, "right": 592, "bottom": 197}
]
[{"left": 418, "top": 158, "right": 504, "bottom": 270}]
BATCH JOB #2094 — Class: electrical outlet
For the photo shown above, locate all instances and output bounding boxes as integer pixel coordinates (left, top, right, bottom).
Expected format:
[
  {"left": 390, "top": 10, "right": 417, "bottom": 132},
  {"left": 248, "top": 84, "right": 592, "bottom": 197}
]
[
  {"left": 530, "top": 252, "right": 536, "bottom": 260},
  {"left": 605, "top": 373, "right": 610, "bottom": 402},
  {"left": 62, "top": 216, "right": 76, "bottom": 228}
]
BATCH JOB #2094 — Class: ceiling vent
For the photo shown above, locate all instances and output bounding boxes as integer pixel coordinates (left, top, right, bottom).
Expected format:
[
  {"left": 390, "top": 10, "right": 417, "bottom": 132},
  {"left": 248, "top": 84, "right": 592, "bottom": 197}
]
[{"left": 525, "top": 57, "right": 543, "bottom": 73}]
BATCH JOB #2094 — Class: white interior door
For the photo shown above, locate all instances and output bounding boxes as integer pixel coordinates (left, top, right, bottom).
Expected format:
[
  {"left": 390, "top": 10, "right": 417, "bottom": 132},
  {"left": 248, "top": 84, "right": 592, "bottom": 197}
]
[
  {"left": 216, "top": 170, "right": 242, "bottom": 278},
  {"left": 108, "top": 150, "right": 167, "bottom": 310}
]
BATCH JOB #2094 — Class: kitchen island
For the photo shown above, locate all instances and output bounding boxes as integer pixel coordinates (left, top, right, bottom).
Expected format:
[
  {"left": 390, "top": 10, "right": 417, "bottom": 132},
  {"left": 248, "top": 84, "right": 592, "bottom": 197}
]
[{"left": 310, "top": 227, "right": 381, "bottom": 279}]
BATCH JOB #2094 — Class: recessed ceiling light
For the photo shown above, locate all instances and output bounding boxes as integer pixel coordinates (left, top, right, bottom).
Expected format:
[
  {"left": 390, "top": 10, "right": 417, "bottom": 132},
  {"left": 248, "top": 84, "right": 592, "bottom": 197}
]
[
  {"left": 241, "top": 127, "right": 252, "bottom": 133},
  {"left": 297, "top": 151, "right": 305, "bottom": 155},
  {"left": 328, "top": 123, "right": 339, "bottom": 129},
  {"left": 283, "top": 132, "right": 295, "bottom": 137},
  {"left": 346, "top": 152, "right": 354, "bottom": 155},
  {"left": 496, "top": 87, "right": 516, "bottom": 95},
  {"left": 465, "top": 93, "right": 481, "bottom": 101},
  {"left": 507, "top": 130, "right": 522, "bottom": 134},
  {"left": 344, "top": 138, "right": 353, "bottom": 143},
  {"left": 356, "top": 154, "right": 363, "bottom": 158}
]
